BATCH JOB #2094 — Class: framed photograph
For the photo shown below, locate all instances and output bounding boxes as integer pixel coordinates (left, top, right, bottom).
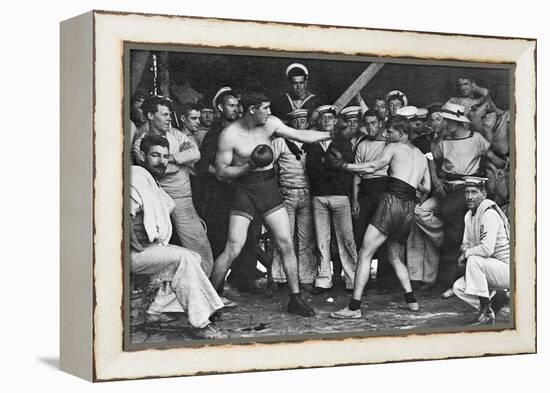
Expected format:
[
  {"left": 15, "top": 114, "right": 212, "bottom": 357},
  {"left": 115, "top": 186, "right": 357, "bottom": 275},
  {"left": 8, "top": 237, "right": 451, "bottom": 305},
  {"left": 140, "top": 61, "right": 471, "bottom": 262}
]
[{"left": 60, "top": 10, "right": 536, "bottom": 381}]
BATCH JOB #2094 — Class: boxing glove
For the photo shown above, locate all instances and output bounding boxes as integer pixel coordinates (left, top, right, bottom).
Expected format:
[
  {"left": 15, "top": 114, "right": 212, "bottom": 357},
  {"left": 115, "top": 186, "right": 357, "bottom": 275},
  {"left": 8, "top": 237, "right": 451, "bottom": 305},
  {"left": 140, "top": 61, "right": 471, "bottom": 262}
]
[
  {"left": 325, "top": 145, "right": 345, "bottom": 169},
  {"left": 250, "top": 144, "right": 274, "bottom": 168}
]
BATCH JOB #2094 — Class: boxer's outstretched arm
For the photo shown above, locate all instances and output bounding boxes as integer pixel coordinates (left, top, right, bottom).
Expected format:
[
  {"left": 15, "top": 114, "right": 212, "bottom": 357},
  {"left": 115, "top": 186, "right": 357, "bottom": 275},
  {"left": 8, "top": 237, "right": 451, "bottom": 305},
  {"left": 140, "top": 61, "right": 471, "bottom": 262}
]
[
  {"left": 215, "top": 130, "right": 251, "bottom": 181},
  {"left": 344, "top": 144, "right": 395, "bottom": 174},
  {"left": 271, "top": 116, "right": 331, "bottom": 143}
]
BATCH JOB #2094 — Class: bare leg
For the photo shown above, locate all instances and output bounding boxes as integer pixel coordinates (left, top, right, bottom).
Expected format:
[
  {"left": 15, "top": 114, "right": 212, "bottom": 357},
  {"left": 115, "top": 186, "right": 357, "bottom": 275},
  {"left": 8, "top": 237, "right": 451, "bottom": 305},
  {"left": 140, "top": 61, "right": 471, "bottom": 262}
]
[
  {"left": 331, "top": 224, "right": 388, "bottom": 319},
  {"left": 352, "top": 225, "right": 388, "bottom": 300},
  {"left": 387, "top": 240, "right": 413, "bottom": 293},
  {"left": 209, "top": 215, "right": 251, "bottom": 293},
  {"left": 264, "top": 207, "right": 300, "bottom": 293}
]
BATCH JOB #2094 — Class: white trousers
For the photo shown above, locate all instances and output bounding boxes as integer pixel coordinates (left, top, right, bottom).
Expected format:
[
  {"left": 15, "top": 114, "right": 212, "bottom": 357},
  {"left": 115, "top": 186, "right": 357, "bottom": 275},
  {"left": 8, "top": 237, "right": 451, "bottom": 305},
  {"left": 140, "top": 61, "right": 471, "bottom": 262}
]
[
  {"left": 131, "top": 244, "right": 223, "bottom": 328},
  {"left": 453, "top": 255, "right": 509, "bottom": 309},
  {"left": 271, "top": 188, "right": 318, "bottom": 284},
  {"left": 312, "top": 195, "right": 357, "bottom": 289}
]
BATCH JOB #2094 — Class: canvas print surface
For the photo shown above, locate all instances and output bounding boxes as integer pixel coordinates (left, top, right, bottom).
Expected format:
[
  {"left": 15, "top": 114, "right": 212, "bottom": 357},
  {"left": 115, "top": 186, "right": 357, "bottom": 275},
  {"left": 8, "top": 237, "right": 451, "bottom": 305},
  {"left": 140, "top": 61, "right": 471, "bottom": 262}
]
[{"left": 125, "top": 46, "right": 513, "bottom": 348}]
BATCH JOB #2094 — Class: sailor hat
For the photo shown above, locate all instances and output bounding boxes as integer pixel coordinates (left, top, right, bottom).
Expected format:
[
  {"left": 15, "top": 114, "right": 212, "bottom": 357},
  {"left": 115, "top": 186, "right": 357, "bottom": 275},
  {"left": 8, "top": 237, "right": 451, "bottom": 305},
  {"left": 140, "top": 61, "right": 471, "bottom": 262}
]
[
  {"left": 212, "top": 86, "right": 233, "bottom": 109},
  {"left": 286, "top": 63, "right": 309, "bottom": 78},
  {"left": 340, "top": 106, "right": 362, "bottom": 119},
  {"left": 315, "top": 105, "right": 337, "bottom": 116},
  {"left": 415, "top": 108, "right": 429, "bottom": 119},
  {"left": 386, "top": 90, "right": 408, "bottom": 106},
  {"left": 395, "top": 106, "right": 418, "bottom": 119},
  {"left": 286, "top": 108, "right": 309, "bottom": 120}
]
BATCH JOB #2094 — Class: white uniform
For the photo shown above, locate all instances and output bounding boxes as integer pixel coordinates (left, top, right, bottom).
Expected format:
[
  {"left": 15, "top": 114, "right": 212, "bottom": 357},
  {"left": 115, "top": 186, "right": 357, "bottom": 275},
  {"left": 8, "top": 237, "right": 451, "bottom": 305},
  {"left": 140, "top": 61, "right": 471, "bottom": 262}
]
[
  {"left": 452, "top": 199, "right": 510, "bottom": 309},
  {"left": 130, "top": 166, "right": 223, "bottom": 328}
]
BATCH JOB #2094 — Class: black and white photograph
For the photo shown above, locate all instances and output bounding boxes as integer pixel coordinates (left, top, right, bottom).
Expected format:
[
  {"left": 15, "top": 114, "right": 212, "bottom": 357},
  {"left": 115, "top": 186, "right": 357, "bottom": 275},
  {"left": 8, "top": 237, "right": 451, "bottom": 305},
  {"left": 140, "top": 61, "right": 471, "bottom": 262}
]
[
  {"left": 53, "top": 5, "right": 539, "bottom": 383},
  {"left": 2, "top": 0, "right": 546, "bottom": 387},
  {"left": 125, "top": 46, "right": 514, "bottom": 347}
]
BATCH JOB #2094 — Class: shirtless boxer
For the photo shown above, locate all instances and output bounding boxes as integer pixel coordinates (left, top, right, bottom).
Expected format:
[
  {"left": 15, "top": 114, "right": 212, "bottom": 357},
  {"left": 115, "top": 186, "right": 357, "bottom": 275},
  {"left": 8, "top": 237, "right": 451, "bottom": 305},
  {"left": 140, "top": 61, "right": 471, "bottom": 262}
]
[
  {"left": 329, "top": 115, "right": 431, "bottom": 319},
  {"left": 210, "top": 89, "right": 333, "bottom": 316}
]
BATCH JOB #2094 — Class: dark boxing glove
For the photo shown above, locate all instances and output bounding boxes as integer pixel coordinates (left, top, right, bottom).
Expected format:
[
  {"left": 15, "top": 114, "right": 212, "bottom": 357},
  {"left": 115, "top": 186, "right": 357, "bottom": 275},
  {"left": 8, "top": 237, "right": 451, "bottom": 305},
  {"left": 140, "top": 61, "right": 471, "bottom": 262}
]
[
  {"left": 250, "top": 144, "right": 274, "bottom": 168},
  {"left": 325, "top": 145, "right": 345, "bottom": 169}
]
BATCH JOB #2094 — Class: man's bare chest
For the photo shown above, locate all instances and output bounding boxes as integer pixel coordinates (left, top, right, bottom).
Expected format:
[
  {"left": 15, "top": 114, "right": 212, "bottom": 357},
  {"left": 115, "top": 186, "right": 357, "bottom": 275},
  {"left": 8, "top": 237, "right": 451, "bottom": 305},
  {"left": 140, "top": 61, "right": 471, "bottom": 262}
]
[{"left": 232, "top": 131, "right": 272, "bottom": 158}]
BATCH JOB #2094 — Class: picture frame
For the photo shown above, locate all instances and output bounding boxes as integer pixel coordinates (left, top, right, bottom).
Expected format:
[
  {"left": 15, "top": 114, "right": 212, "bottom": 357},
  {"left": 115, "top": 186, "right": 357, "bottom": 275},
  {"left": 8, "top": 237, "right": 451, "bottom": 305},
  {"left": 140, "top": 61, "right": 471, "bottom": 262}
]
[{"left": 60, "top": 10, "right": 536, "bottom": 381}]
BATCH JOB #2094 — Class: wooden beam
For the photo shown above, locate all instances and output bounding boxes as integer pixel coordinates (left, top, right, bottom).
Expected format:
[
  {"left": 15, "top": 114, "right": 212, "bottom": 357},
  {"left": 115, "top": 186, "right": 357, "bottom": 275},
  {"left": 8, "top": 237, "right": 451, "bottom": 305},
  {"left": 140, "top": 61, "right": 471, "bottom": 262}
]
[{"left": 333, "top": 62, "right": 385, "bottom": 112}]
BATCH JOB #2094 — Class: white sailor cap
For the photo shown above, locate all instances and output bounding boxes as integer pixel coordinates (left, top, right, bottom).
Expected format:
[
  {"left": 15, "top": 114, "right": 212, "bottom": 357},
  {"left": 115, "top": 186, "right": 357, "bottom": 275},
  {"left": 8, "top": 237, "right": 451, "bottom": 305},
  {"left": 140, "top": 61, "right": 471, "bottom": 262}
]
[
  {"left": 315, "top": 105, "right": 337, "bottom": 116},
  {"left": 212, "top": 86, "right": 233, "bottom": 109},
  {"left": 415, "top": 108, "right": 428, "bottom": 119},
  {"left": 386, "top": 90, "right": 409, "bottom": 106},
  {"left": 464, "top": 176, "right": 488, "bottom": 187},
  {"left": 286, "top": 108, "right": 309, "bottom": 120},
  {"left": 286, "top": 63, "right": 309, "bottom": 78},
  {"left": 395, "top": 106, "right": 418, "bottom": 119},
  {"left": 439, "top": 102, "right": 470, "bottom": 123},
  {"left": 340, "top": 106, "right": 362, "bottom": 120}
]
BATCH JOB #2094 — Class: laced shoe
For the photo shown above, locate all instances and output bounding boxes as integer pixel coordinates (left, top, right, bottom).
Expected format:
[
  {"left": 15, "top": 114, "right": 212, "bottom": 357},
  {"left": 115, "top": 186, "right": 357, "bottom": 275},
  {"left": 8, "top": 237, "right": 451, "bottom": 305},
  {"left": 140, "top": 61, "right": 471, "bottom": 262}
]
[
  {"left": 399, "top": 302, "right": 420, "bottom": 312},
  {"left": 329, "top": 306, "right": 362, "bottom": 319},
  {"left": 441, "top": 288, "right": 455, "bottom": 299},
  {"left": 220, "top": 296, "right": 238, "bottom": 308},
  {"left": 287, "top": 295, "right": 315, "bottom": 317},
  {"left": 491, "top": 290, "right": 510, "bottom": 316},
  {"left": 470, "top": 305, "right": 496, "bottom": 326},
  {"left": 301, "top": 283, "right": 329, "bottom": 295},
  {"left": 144, "top": 312, "right": 178, "bottom": 325},
  {"left": 193, "top": 324, "right": 229, "bottom": 339}
]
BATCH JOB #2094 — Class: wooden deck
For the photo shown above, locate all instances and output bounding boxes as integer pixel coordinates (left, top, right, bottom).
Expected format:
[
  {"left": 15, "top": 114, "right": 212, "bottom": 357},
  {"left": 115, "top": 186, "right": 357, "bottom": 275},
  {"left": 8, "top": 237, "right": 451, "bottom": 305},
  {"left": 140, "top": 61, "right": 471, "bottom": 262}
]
[{"left": 130, "top": 278, "right": 511, "bottom": 345}]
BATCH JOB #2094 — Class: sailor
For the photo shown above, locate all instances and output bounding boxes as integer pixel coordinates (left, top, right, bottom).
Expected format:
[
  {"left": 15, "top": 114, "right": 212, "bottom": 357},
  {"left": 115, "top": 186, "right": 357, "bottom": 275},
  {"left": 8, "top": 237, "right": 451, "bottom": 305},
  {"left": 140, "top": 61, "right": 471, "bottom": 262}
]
[
  {"left": 271, "top": 62, "right": 323, "bottom": 123},
  {"left": 452, "top": 176, "right": 510, "bottom": 325}
]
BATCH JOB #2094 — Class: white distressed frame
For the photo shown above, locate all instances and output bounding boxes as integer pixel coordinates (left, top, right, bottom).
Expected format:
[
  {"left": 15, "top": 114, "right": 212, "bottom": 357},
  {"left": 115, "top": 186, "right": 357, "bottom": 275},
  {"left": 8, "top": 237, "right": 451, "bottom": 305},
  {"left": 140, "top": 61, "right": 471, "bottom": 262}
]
[{"left": 61, "top": 10, "right": 536, "bottom": 381}]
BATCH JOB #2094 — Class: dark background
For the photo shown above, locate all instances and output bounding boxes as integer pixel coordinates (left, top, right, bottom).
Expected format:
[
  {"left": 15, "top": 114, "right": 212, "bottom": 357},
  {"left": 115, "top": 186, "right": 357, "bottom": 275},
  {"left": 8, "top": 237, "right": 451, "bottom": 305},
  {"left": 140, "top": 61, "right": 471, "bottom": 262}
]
[{"left": 131, "top": 49, "right": 511, "bottom": 111}]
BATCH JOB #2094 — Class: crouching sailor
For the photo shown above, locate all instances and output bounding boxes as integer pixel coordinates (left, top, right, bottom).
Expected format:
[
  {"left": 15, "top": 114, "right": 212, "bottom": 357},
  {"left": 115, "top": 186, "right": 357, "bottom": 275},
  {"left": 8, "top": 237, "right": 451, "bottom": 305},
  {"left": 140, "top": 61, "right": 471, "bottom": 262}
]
[{"left": 452, "top": 176, "right": 511, "bottom": 325}]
